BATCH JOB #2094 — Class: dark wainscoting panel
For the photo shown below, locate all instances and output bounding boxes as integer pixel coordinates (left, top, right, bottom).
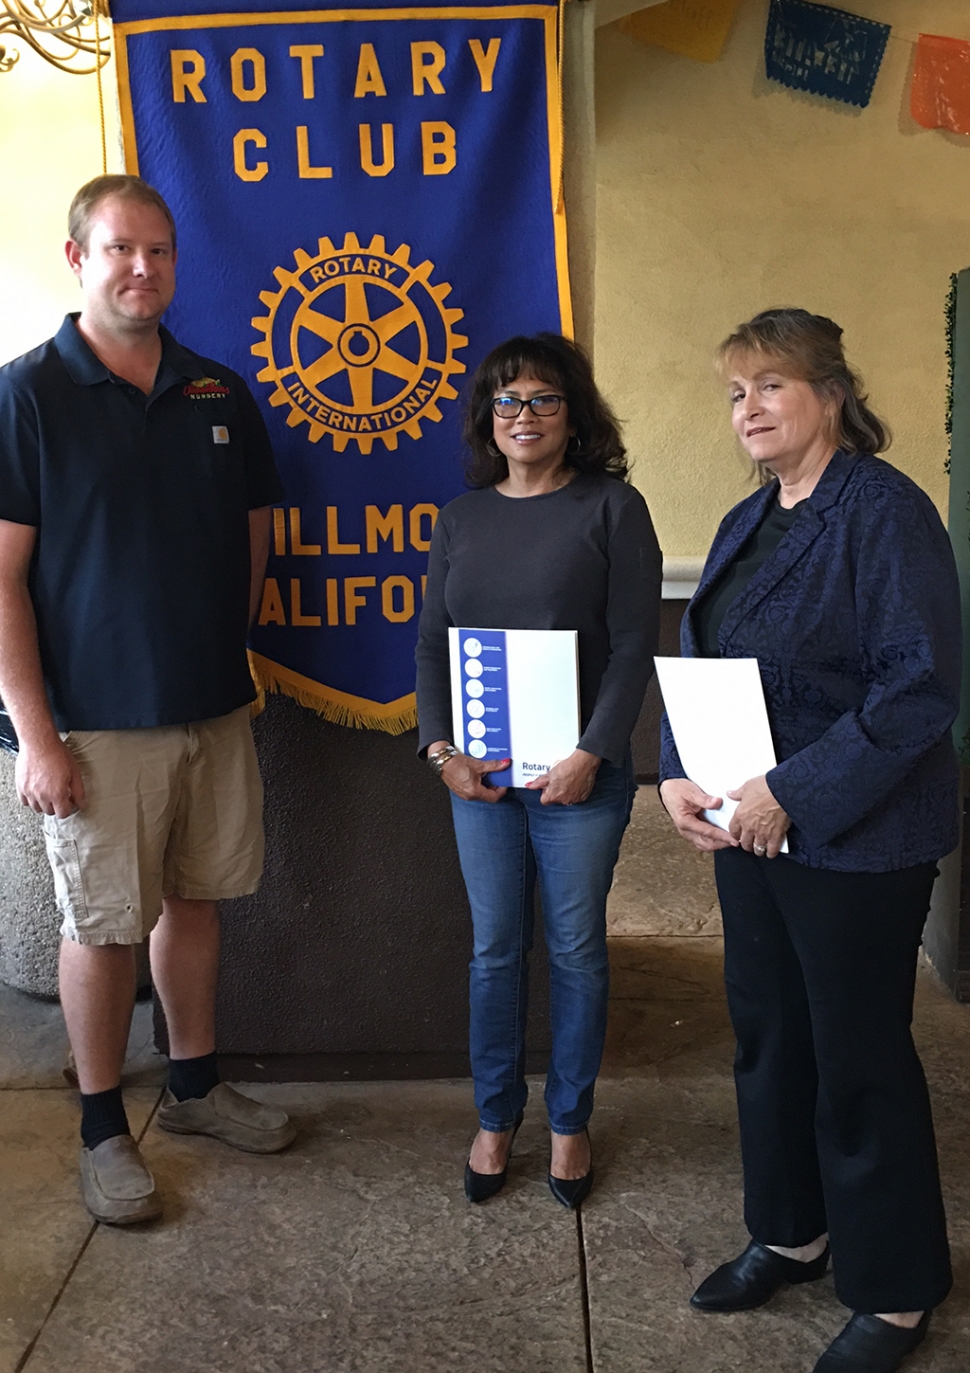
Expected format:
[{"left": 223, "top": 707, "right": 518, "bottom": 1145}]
[
  {"left": 631, "top": 599, "right": 688, "bottom": 782},
  {"left": 156, "top": 694, "right": 551, "bottom": 1074}
]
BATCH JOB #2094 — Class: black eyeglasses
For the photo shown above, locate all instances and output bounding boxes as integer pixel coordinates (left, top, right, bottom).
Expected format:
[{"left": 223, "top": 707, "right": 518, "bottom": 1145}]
[{"left": 490, "top": 394, "right": 564, "bottom": 419}]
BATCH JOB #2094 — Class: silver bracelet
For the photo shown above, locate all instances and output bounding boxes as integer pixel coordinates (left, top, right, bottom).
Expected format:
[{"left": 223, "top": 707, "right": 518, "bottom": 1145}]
[{"left": 427, "top": 744, "right": 459, "bottom": 778}]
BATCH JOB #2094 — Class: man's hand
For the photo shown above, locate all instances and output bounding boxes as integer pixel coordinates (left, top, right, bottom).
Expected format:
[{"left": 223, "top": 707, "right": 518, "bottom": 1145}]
[
  {"left": 0, "top": 519, "right": 77, "bottom": 814},
  {"left": 727, "top": 774, "right": 790, "bottom": 858},
  {"left": 659, "top": 778, "right": 739, "bottom": 853},
  {"left": 525, "top": 749, "right": 601, "bottom": 806},
  {"left": 16, "top": 736, "right": 85, "bottom": 817}
]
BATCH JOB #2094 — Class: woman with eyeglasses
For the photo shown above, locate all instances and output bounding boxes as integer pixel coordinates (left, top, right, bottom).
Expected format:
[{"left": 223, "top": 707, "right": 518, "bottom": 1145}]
[{"left": 416, "top": 333, "right": 662, "bottom": 1206}]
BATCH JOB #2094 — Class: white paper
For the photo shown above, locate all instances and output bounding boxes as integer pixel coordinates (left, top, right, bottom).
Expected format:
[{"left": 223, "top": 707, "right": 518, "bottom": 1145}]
[
  {"left": 654, "top": 657, "right": 788, "bottom": 853},
  {"left": 450, "top": 628, "right": 580, "bottom": 788}
]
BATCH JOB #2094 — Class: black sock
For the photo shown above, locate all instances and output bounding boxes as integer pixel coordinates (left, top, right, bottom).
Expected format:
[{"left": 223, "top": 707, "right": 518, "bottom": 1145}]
[
  {"left": 168, "top": 1051, "right": 220, "bottom": 1102},
  {"left": 80, "top": 1086, "right": 130, "bottom": 1150}
]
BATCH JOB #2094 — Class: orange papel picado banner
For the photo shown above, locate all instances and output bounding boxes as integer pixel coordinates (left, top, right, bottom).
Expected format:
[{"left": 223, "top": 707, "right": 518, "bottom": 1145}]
[
  {"left": 911, "top": 33, "right": 970, "bottom": 138},
  {"left": 111, "top": 0, "right": 571, "bottom": 734}
]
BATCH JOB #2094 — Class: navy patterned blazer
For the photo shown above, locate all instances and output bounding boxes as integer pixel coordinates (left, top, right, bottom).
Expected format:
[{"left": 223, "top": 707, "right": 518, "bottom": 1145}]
[{"left": 659, "top": 452, "right": 961, "bottom": 872}]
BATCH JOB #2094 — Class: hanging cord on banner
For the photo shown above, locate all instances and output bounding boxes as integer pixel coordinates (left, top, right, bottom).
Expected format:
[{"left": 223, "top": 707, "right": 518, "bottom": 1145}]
[
  {"left": 555, "top": 0, "right": 567, "bottom": 212},
  {"left": 94, "top": 0, "right": 107, "bottom": 174},
  {"left": 887, "top": 29, "right": 933, "bottom": 47}
]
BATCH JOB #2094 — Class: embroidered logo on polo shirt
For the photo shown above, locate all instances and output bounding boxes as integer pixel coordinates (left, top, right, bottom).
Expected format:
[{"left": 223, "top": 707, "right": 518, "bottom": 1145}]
[{"left": 184, "top": 376, "right": 230, "bottom": 400}]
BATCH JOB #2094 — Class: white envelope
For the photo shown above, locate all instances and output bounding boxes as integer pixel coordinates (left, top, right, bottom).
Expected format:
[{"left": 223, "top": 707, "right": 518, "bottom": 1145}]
[{"left": 654, "top": 656, "right": 788, "bottom": 852}]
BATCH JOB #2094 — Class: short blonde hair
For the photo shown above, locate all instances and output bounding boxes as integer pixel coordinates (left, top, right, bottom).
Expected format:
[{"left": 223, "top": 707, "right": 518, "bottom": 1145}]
[{"left": 68, "top": 175, "right": 176, "bottom": 253}]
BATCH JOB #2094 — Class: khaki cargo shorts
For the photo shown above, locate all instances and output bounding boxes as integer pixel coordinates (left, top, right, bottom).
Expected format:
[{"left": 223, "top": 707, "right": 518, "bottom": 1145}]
[{"left": 43, "top": 706, "right": 264, "bottom": 946}]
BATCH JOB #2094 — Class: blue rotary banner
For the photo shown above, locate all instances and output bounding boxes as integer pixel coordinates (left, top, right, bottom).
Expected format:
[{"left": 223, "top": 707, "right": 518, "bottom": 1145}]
[
  {"left": 764, "top": 0, "right": 890, "bottom": 109},
  {"left": 111, "top": 0, "right": 570, "bottom": 732}
]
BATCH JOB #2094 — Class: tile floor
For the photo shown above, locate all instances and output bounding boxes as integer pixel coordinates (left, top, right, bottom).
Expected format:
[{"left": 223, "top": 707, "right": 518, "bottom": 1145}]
[{"left": 2, "top": 791, "right": 970, "bottom": 1372}]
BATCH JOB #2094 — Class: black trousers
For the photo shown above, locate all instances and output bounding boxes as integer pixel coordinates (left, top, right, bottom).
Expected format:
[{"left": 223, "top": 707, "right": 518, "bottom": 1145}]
[{"left": 713, "top": 848, "right": 952, "bottom": 1313}]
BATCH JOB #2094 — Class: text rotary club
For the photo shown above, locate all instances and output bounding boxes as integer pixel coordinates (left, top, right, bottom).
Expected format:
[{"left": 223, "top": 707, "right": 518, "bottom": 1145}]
[{"left": 169, "top": 38, "right": 504, "bottom": 183}]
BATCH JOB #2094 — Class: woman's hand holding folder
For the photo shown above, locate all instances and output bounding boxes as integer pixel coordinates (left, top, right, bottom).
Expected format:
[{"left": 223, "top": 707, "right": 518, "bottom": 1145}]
[
  {"left": 428, "top": 740, "right": 510, "bottom": 803},
  {"left": 525, "top": 748, "right": 601, "bottom": 806}
]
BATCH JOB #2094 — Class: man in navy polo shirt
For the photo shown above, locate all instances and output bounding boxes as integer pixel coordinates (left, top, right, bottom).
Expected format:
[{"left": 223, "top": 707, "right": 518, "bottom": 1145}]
[{"left": 0, "top": 175, "right": 295, "bottom": 1225}]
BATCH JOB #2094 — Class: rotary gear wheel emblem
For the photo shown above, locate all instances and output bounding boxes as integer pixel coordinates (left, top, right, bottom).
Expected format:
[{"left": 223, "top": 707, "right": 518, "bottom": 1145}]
[{"left": 251, "top": 233, "right": 468, "bottom": 454}]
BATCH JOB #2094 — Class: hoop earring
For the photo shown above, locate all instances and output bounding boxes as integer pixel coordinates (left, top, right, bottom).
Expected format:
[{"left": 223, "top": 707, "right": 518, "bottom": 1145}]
[
  {"left": 566, "top": 435, "right": 582, "bottom": 456},
  {"left": 486, "top": 440, "right": 501, "bottom": 457}
]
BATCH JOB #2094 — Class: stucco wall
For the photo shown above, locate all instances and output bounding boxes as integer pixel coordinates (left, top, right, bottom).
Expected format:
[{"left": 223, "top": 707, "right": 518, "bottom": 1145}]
[
  {"left": 0, "top": 45, "right": 122, "bottom": 367},
  {"left": 0, "top": 47, "right": 121, "bottom": 991},
  {"left": 595, "top": 0, "right": 970, "bottom": 557}
]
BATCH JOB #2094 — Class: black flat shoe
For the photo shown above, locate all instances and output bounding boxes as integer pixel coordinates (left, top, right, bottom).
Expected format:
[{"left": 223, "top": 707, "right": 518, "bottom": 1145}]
[
  {"left": 812, "top": 1312, "right": 930, "bottom": 1373},
  {"left": 464, "top": 1115, "right": 523, "bottom": 1204},
  {"left": 690, "top": 1240, "right": 830, "bottom": 1312},
  {"left": 548, "top": 1128, "right": 593, "bottom": 1209}
]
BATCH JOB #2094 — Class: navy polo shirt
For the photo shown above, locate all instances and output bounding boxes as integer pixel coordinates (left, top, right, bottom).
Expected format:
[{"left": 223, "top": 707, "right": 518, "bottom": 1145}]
[{"left": 0, "top": 315, "right": 283, "bottom": 730}]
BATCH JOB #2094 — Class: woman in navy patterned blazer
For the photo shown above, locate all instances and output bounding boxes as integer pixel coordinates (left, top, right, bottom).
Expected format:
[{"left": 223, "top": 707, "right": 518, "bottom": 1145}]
[{"left": 659, "top": 309, "right": 960, "bottom": 1373}]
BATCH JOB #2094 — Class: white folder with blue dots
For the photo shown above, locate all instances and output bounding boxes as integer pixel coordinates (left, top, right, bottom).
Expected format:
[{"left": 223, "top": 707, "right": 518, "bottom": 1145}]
[{"left": 449, "top": 628, "right": 580, "bottom": 788}]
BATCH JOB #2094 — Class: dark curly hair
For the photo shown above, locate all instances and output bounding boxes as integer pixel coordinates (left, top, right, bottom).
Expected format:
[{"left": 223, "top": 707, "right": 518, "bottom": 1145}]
[{"left": 463, "top": 333, "right": 629, "bottom": 487}]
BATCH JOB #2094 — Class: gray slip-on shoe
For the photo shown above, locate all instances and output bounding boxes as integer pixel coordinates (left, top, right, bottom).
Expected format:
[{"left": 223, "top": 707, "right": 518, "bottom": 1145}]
[
  {"left": 79, "top": 1135, "right": 162, "bottom": 1225},
  {"left": 156, "top": 1082, "right": 297, "bottom": 1154}
]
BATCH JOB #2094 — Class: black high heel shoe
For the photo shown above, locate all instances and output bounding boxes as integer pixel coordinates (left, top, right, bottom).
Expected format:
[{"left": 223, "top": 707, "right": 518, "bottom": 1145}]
[
  {"left": 548, "top": 1128, "right": 593, "bottom": 1209},
  {"left": 464, "top": 1115, "right": 523, "bottom": 1204}
]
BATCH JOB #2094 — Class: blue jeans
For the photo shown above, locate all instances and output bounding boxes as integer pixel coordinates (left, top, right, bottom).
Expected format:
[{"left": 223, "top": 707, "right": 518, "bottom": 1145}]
[{"left": 450, "top": 756, "right": 636, "bottom": 1135}]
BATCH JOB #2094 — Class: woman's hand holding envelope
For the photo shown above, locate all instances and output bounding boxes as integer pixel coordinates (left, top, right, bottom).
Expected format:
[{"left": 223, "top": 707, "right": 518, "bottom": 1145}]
[
  {"left": 727, "top": 775, "right": 790, "bottom": 859},
  {"left": 659, "top": 778, "right": 740, "bottom": 853}
]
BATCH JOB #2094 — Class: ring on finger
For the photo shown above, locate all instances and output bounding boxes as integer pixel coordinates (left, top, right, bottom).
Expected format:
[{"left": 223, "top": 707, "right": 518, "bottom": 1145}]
[{"left": 753, "top": 842, "right": 767, "bottom": 856}]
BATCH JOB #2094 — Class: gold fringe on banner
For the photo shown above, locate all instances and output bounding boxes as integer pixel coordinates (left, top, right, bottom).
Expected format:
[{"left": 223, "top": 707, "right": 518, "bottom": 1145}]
[
  {"left": 249, "top": 653, "right": 417, "bottom": 734},
  {"left": 248, "top": 655, "right": 267, "bottom": 719}
]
